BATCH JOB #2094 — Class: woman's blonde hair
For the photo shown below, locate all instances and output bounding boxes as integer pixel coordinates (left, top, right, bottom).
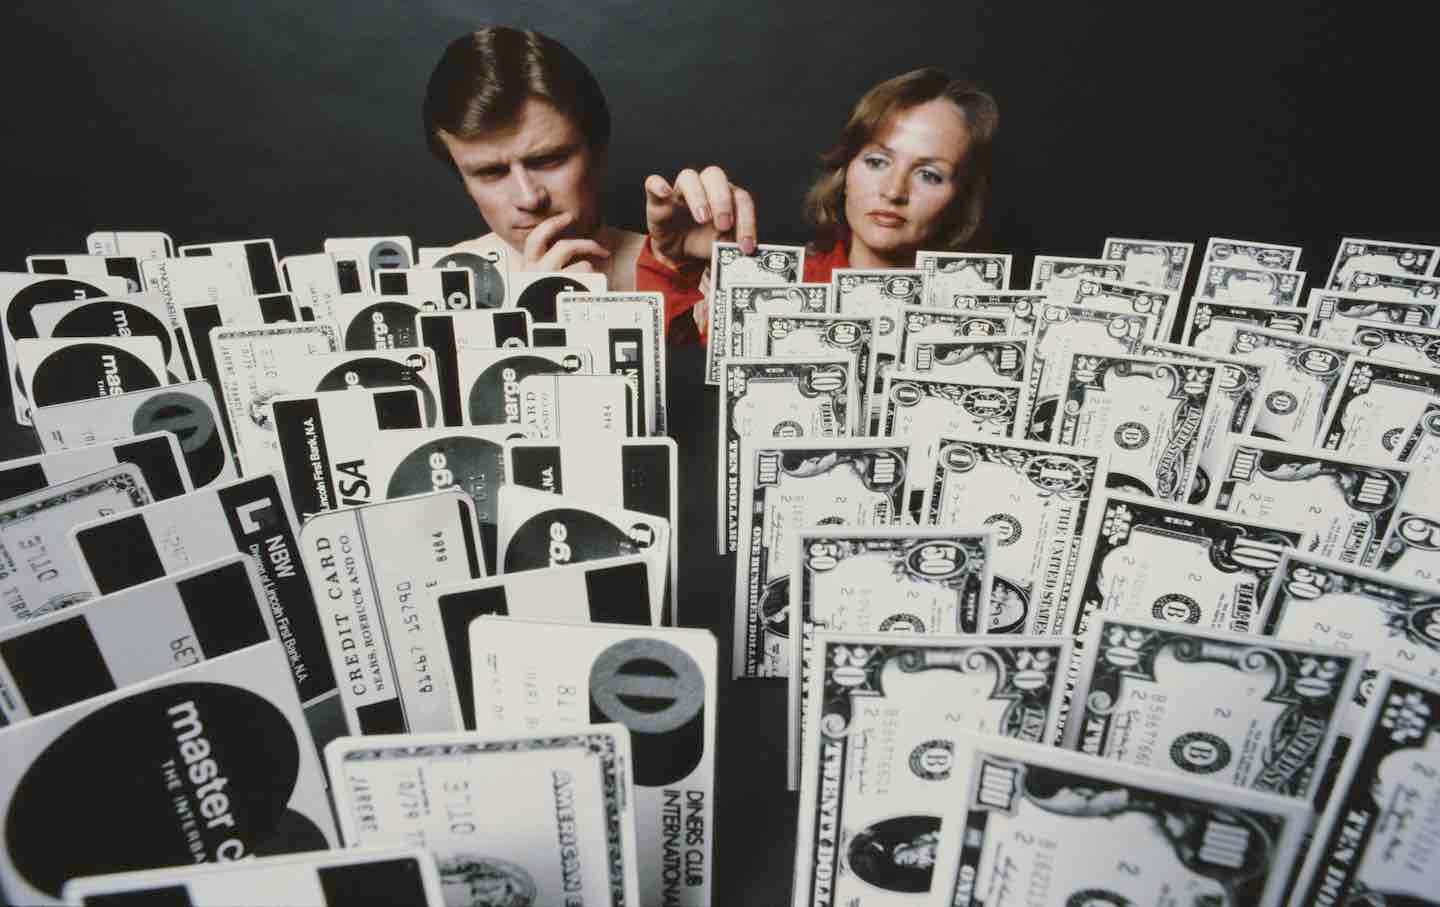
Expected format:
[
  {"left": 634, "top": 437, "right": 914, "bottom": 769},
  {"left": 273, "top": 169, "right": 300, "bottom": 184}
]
[{"left": 803, "top": 68, "right": 998, "bottom": 253}]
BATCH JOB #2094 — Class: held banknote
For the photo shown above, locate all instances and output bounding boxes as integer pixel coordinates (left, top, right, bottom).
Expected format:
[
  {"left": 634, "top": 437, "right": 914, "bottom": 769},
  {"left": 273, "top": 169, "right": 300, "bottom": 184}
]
[
  {"left": 1205, "top": 436, "right": 1412, "bottom": 567},
  {"left": 1053, "top": 351, "right": 1221, "bottom": 502},
  {"left": 1101, "top": 236, "right": 1195, "bottom": 292},
  {"left": 1136, "top": 341, "right": 1267, "bottom": 504},
  {"left": 706, "top": 241, "right": 806, "bottom": 383},
  {"left": 1225, "top": 326, "right": 1360, "bottom": 445},
  {"left": 325, "top": 727, "right": 639, "bottom": 907},
  {"left": 786, "top": 531, "right": 995, "bottom": 789},
  {"left": 791, "top": 633, "right": 1071, "bottom": 907},
  {"left": 719, "top": 357, "right": 859, "bottom": 554},
  {"left": 926, "top": 734, "right": 1311, "bottom": 907},
  {"left": 1291, "top": 668, "right": 1440, "bottom": 906},
  {"left": 1071, "top": 491, "right": 1306, "bottom": 638},
  {"left": 1064, "top": 616, "right": 1365, "bottom": 799},
  {"left": 733, "top": 439, "right": 912, "bottom": 678},
  {"left": 922, "top": 436, "right": 1108, "bottom": 637}
]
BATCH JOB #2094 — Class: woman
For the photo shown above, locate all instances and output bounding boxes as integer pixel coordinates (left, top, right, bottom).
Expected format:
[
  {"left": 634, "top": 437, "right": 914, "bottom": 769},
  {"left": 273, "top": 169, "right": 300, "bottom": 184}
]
[{"left": 639, "top": 68, "right": 998, "bottom": 342}]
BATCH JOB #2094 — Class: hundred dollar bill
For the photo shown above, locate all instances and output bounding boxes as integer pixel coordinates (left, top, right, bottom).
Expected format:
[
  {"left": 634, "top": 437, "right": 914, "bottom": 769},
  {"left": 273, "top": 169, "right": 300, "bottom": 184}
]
[
  {"left": 1029, "top": 255, "right": 1125, "bottom": 303},
  {"left": 923, "top": 436, "right": 1108, "bottom": 637},
  {"left": 1072, "top": 277, "right": 1180, "bottom": 340},
  {"left": 763, "top": 314, "right": 879, "bottom": 425},
  {"left": 927, "top": 734, "right": 1311, "bottom": 907},
  {"left": 325, "top": 727, "right": 639, "bottom": 907},
  {"left": 895, "top": 308, "right": 1013, "bottom": 382},
  {"left": 785, "top": 532, "right": 999, "bottom": 787},
  {"left": 724, "top": 283, "right": 830, "bottom": 361},
  {"left": 719, "top": 356, "right": 859, "bottom": 554},
  {"left": 1349, "top": 321, "right": 1440, "bottom": 368},
  {"left": 1024, "top": 302, "right": 1155, "bottom": 440},
  {"left": 1205, "top": 436, "right": 1412, "bottom": 567},
  {"left": 1225, "top": 325, "right": 1359, "bottom": 445},
  {"left": 947, "top": 290, "right": 1048, "bottom": 335},
  {"left": 1137, "top": 341, "right": 1267, "bottom": 504},
  {"left": 1259, "top": 550, "right": 1440, "bottom": 706},
  {"left": 881, "top": 372, "right": 1024, "bottom": 517},
  {"left": 733, "top": 439, "right": 912, "bottom": 678},
  {"left": 1326, "top": 236, "right": 1440, "bottom": 288},
  {"left": 1102, "top": 237, "right": 1195, "bottom": 292},
  {"left": 1343, "top": 268, "right": 1440, "bottom": 303},
  {"left": 1306, "top": 288, "right": 1440, "bottom": 344},
  {"left": 1071, "top": 491, "right": 1306, "bottom": 639},
  {"left": 904, "top": 334, "right": 1029, "bottom": 387},
  {"left": 1065, "top": 616, "right": 1365, "bottom": 798},
  {"left": 1054, "top": 351, "right": 1222, "bottom": 502},
  {"left": 1319, "top": 358, "right": 1440, "bottom": 471},
  {"left": 915, "top": 251, "right": 1011, "bottom": 303},
  {"left": 705, "top": 241, "right": 805, "bottom": 383},
  {"left": 1181, "top": 299, "right": 1308, "bottom": 353},
  {"left": 1195, "top": 262, "right": 1307, "bottom": 307},
  {"left": 1202, "top": 237, "right": 1303, "bottom": 271},
  {"left": 1378, "top": 508, "right": 1440, "bottom": 585},
  {"left": 1292, "top": 669, "right": 1440, "bottom": 906},
  {"left": 792, "top": 633, "right": 1071, "bottom": 906}
]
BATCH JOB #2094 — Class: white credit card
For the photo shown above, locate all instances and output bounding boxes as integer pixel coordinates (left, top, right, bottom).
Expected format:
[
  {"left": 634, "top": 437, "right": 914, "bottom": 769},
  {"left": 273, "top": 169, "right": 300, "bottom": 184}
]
[
  {"left": 67, "top": 472, "right": 342, "bottom": 747},
  {"left": 25, "top": 253, "right": 143, "bottom": 293},
  {"left": 329, "top": 293, "right": 439, "bottom": 351},
  {"left": 517, "top": 372, "right": 634, "bottom": 439},
  {"left": 32, "top": 380, "right": 237, "bottom": 491},
  {"left": 324, "top": 236, "right": 415, "bottom": 288},
  {"left": 533, "top": 319, "right": 657, "bottom": 435},
  {"left": 325, "top": 725, "right": 638, "bottom": 907},
  {"left": 507, "top": 270, "right": 606, "bottom": 322},
  {"left": 63, "top": 845, "right": 444, "bottom": 907},
  {"left": 426, "top": 555, "right": 654, "bottom": 729},
  {"left": 0, "top": 271, "right": 132, "bottom": 424},
  {"left": 469, "top": 617, "right": 717, "bottom": 907},
  {"left": 281, "top": 252, "right": 345, "bottom": 323},
  {"left": 141, "top": 255, "right": 249, "bottom": 377},
  {"left": 178, "top": 237, "right": 285, "bottom": 297},
  {"left": 299, "top": 490, "right": 483, "bottom": 737},
  {"left": 0, "top": 553, "right": 268, "bottom": 726},
  {"left": 0, "top": 464, "right": 153, "bottom": 629},
  {"left": 372, "top": 266, "right": 473, "bottom": 311},
  {"left": 455, "top": 345, "right": 592, "bottom": 427},
  {"left": 85, "top": 230, "right": 174, "bottom": 260},
  {"left": 506, "top": 436, "right": 678, "bottom": 624},
  {"left": 18, "top": 335, "right": 166, "bottom": 422},
  {"left": 0, "top": 642, "right": 336, "bottom": 906},
  {"left": 497, "top": 484, "right": 669, "bottom": 622},
  {"left": 556, "top": 290, "right": 668, "bottom": 432},
  {"left": 0, "top": 430, "right": 188, "bottom": 502},
  {"left": 417, "top": 245, "right": 510, "bottom": 309},
  {"left": 31, "top": 292, "right": 186, "bottom": 381}
]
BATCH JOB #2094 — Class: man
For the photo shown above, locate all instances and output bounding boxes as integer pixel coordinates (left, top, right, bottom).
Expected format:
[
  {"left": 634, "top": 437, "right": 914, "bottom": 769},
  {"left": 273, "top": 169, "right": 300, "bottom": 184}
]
[{"left": 424, "top": 27, "right": 754, "bottom": 339}]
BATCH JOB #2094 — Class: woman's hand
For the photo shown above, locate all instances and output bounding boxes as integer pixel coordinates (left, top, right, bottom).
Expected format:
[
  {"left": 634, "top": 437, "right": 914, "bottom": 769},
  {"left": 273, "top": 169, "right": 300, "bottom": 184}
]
[
  {"left": 645, "top": 166, "right": 757, "bottom": 268},
  {"left": 519, "top": 211, "right": 611, "bottom": 273}
]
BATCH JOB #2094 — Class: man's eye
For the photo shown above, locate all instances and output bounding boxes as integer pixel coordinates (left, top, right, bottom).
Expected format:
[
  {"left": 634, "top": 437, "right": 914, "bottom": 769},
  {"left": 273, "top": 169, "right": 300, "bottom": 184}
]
[
  {"left": 532, "top": 152, "right": 568, "bottom": 168},
  {"left": 471, "top": 167, "right": 505, "bottom": 180}
]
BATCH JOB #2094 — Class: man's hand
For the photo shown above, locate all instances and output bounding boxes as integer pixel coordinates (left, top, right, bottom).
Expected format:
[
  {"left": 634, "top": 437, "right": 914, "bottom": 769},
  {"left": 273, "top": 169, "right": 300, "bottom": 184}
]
[
  {"left": 520, "top": 211, "right": 611, "bottom": 273},
  {"left": 645, "top": 166, "right": 757, "bottom": 268}
]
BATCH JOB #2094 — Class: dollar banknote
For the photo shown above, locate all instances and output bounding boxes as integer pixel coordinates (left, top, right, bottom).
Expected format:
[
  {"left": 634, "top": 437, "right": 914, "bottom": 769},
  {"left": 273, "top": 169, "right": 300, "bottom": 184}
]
[
  {"left": 1226, "top": 326, "right": 1359, "bottom": 445},
  {"left": 1102, "top": 237, "right": 1195, "bottom": 292},
  {"left": 1325, "top": 236, "right": 1440, "bottom": 289}
]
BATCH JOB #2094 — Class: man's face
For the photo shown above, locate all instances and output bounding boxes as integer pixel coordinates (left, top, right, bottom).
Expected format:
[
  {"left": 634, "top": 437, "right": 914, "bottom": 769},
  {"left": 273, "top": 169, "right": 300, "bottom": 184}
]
[{"left": 440, "top": 97, "right": 602, "bottom": 252}]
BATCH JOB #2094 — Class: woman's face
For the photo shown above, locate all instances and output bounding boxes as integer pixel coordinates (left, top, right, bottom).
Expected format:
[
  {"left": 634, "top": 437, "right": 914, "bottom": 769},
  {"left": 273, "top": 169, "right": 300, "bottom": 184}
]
[{"left": 843, "top": 98, "right": 972, "bottom": 263}]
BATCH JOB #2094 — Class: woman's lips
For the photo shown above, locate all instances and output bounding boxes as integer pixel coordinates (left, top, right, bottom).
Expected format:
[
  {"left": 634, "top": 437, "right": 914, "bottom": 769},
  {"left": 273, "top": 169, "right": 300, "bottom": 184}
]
[{"left": 866, "top": 211, "right": 905, "bottom": 227}]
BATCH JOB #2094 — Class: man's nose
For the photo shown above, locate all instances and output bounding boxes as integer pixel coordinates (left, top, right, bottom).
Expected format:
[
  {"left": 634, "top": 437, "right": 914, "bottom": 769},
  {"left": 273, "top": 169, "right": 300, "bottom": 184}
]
[{"left": 509, "top": 168, "right": 549, "bottom": 212}]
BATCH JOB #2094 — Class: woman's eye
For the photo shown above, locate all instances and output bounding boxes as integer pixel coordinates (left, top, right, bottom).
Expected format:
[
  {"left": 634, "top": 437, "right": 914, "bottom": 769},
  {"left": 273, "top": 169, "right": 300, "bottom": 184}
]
[
  {"left": 917, "top": 169, "right": 945, "bottom": 186},
  {"left": 863, "top": 155, "right": 887, "bottom": 170}
]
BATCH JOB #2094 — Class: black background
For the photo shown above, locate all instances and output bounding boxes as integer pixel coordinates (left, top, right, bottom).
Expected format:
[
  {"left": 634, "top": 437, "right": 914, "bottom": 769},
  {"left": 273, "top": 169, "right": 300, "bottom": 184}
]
[{"left": 2, "top": 1, "right": 1438, "bottom": 903}]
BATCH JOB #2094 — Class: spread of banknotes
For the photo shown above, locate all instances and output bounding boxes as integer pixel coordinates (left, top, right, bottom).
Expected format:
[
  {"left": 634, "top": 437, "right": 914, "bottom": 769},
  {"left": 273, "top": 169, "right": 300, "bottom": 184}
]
[{"left": 1, "top": 231, "right": 1438, "bottom": 907}]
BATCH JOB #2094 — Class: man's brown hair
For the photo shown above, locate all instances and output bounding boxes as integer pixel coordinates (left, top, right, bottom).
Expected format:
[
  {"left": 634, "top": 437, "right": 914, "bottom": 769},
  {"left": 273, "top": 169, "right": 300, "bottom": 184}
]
[
  {"left": 803, "top": 68, "right": 998, "bottom": 253},
  {"left": 423, "top": 27, "right": 611, "bottom": 170}
]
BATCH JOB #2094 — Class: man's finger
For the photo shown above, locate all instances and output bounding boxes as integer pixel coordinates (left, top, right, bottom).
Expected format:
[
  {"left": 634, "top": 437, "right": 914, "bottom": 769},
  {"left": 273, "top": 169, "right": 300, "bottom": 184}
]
[
  {"left": 699, "top": 166, "right": 735, "bottom": 233},
  {"left": 673, "top": 168, "right": 707, "bottom": 225},
  {"left": 562, "top": 259, "right": 597, "bottom": 275},
  {"left": 523, "top": 211, "right": 576, "bottom": 264},
  {"left": 732, "top": 185, "right": 758, "bottom": 255},
  {"left": 538, "top": 238, "right": 610, "bottom": 272}
]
